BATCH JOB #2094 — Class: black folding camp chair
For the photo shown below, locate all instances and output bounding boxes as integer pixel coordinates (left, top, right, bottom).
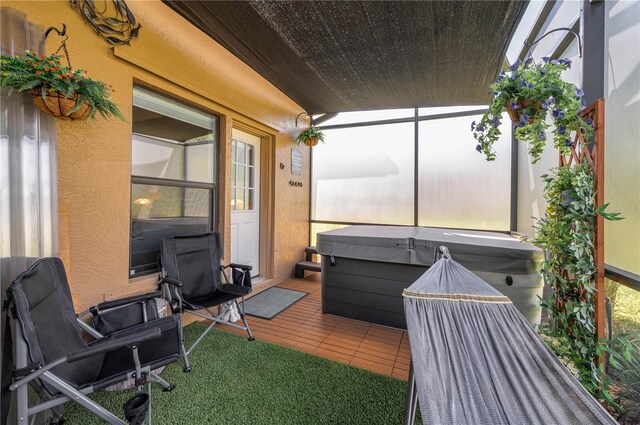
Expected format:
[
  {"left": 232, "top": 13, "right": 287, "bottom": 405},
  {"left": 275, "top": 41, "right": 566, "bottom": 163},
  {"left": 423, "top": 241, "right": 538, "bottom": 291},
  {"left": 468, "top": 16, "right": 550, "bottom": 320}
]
[
  {"left": 5, "top": 258, "right": 181, "bottom": 425},
  {"left": 159, "top": 232, "right": 254, "bottom": 372}
]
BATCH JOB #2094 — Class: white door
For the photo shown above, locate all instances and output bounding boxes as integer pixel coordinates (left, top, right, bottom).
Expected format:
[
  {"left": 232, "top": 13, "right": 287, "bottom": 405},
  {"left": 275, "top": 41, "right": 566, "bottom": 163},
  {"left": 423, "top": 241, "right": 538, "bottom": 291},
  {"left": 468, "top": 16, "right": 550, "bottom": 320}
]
[{"left": 230, "top": 129, "right": 260, "bottom": 276}]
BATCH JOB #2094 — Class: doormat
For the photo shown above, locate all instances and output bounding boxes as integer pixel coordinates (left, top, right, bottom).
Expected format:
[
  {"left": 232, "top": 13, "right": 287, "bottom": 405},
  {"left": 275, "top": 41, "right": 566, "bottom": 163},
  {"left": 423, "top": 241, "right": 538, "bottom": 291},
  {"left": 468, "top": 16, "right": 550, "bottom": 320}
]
[{"left": 242, "top": 287, "right": 308, "bottom": 320}]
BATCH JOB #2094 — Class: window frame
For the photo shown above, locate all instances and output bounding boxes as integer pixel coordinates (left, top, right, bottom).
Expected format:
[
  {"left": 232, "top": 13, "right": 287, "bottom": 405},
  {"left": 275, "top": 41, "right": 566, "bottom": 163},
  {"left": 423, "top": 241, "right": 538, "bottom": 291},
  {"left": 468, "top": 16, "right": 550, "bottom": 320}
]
[
  {"left": 129, "top": 87, "right": 219, "bottom": 278},
  {"left": 310, "top": 107, "right": 517, "bottom": 242}
]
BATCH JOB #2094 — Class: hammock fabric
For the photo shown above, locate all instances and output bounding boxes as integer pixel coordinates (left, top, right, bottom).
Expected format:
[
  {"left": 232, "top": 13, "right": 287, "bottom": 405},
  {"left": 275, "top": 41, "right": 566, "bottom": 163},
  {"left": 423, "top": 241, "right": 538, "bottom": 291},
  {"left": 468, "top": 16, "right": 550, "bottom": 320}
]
[{"left": 402, "top": 251, "right": 616, "bottom": 425}]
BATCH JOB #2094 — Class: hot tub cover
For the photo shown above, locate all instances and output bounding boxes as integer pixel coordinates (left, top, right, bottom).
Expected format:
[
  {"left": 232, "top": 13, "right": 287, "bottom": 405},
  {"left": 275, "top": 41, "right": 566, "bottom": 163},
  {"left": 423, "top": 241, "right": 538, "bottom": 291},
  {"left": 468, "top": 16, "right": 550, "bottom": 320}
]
[
  {"left": 316, "top": 225, "right": 543, "bottom": 273},
  {"left": 403, "top": 251, "right": 616, "bottom": 424}
]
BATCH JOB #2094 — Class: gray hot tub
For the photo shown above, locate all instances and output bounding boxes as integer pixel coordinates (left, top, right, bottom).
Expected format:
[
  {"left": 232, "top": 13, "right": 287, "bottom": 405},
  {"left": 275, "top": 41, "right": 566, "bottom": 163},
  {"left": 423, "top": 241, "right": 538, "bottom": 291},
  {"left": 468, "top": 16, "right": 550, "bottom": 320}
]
[{"left": 316, "top": 226, "right": 544, "bottom": 329}]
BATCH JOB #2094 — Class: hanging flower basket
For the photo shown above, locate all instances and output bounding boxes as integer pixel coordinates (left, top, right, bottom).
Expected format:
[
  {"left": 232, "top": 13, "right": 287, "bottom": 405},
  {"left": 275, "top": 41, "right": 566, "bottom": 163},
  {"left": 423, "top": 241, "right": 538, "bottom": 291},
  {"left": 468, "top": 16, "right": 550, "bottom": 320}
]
[
  {"left": 31, "top": 88, "right": 92, "bottom": 120},
  {"left": 471, "top": 57, "right": 593, "bottom": 164},
  {"left": 305, "top": 137, "right": 319, "bottom": 147},
  {"left": 504, "top": 99, "right": 540, "bottom": 125},
  {"left": 295, "top": 126, "right": 325, "bottom": 147},
  {"left": 1, "top": 48, "right": 124, "bottom": 121}
]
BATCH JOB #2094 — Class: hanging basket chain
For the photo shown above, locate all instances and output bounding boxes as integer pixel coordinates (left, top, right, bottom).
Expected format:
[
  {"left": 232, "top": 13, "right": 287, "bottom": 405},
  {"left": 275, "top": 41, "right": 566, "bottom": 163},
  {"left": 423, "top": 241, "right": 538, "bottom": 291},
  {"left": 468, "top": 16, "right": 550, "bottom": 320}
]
[{"left": 55, "top": 37, "right": 72, "bottom": 69}]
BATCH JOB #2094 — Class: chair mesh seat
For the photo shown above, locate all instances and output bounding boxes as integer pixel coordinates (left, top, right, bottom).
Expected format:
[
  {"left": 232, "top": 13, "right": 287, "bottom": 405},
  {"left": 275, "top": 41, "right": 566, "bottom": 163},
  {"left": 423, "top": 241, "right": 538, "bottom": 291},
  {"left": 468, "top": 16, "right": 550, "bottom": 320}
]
[{"left": 184, "top": 287, "right": 250, "bottom": 310}]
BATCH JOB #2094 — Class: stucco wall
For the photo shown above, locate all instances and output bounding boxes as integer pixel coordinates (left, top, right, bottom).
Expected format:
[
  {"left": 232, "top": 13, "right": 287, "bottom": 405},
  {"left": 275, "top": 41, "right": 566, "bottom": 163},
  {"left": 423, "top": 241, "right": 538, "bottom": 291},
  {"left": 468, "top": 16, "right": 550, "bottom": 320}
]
[{"left": 4, "top": 1, "right": 310, "bottom": 309}]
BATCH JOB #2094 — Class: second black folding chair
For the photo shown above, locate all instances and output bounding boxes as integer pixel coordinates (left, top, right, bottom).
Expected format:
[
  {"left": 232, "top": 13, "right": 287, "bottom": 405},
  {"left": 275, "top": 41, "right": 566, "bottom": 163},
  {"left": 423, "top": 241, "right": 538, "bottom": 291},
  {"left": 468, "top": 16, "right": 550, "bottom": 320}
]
[{"left": 159, "top": 232, "right": 255, "bottom": 372}]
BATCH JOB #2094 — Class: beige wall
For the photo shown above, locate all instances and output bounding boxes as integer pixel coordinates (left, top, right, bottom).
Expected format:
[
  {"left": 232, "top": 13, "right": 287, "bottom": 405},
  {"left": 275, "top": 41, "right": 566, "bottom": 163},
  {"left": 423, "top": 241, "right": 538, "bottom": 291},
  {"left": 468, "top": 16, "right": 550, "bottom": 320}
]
[{"left": 5, "top": 1, "right": 310, "bottom": 309}]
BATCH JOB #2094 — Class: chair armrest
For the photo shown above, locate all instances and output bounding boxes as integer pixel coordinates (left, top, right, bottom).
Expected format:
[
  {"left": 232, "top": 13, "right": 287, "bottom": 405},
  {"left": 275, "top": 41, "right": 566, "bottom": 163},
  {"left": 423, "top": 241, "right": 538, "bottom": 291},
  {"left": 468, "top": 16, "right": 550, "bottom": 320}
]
[
  {"left": 222, "top": 263, "right": 252, "bottom": 288},
  {"left": 67, "top": 327, "right": 161, "bottom": 363},
  {"left": 10, "top": 327, "right": 162, "bottom": 390},
  {"left": 223, "top": 263, "right": 252, "bottom": 271},
  {"left": 91, "top": 291, "right": 163, "bottom": 312},
  {"left": 158, "top": 277, "right": 183, "bottom": 287}
]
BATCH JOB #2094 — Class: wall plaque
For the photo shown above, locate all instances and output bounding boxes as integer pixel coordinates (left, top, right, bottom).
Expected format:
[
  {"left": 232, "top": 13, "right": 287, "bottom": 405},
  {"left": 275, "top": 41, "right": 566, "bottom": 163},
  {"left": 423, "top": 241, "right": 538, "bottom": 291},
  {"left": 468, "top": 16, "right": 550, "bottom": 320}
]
[{"left": 291, "top": 148, "right": 302, "bottom": 175}]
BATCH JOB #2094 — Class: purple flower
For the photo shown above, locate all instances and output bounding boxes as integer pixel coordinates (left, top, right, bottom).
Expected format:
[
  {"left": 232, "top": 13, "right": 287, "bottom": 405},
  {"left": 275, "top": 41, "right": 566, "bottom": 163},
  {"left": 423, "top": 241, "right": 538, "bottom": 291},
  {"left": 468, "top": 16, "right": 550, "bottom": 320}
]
[
  {"left": 509, "top": 60, "right": 520, "bottom": 71},
  {"left": 520, "top": 114, "right": 529, "bottom": 123},
  {"left": 521, "top": 79, "right": 528, "bottom": 87},
  {"left": 551, "top": 59, "right": 560, "bottom": 66},
  {"left": 559, "top": 58, "right": 572, "bottom": 68},
  {"left": 492, "top": 116, "right": 501, "bottom": 128},
  {"left": 476, "top": 125, "right": 485, "bottom": 132},
  {"left": 517, "top": 121, "right": 525, "bottom": 128},
  {"left": 541, "top": 98, "right": 554, "bottom": 109},
  {"left": 581, "top": 98, "right": 587, "bottom": 107},
  {"left": 542, "top": 56, "right": 550, "bottom": 63},
  {"left": 528, "top": 82, "right": 535, "bottom": 89},
  {"left": 496, "top": 72, "right": 505, "bottom": 83},
  {"left": 575, "top": 87, "right": 584, "bottom": 98},
  {"left": 510, "top": 101, "right": 519, "bottom": 110},
  {"left": 585, "top": 118, "right": 593, "bottom": 126},
  {"left": 525, "top": 57, "right": 534, "bottom": 66},
  {"left": 476, "top": 144, "right": 482, "bottom": 153},
  {"left": 552, "top": 108, "right": 566, "bottom": 118},
  {"left": 564, "top": 139, "right": 573, "bottom": 147},
  {"left": 538, "top": 132, "right": 546, "bottom": 140},
  {"left": 558, "top": 125, "right": 567, "bottom": 135},
  {"left": 471, "top": 121, "right": 476, "bottom": 131}
]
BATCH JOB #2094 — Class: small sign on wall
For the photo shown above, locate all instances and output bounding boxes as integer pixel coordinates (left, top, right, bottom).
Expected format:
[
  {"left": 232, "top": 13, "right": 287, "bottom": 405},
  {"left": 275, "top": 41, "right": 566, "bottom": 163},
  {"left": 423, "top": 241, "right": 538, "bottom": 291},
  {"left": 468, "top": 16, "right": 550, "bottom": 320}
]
[{"left": 291, "top": 148, "right": 302, "bottom": 175}]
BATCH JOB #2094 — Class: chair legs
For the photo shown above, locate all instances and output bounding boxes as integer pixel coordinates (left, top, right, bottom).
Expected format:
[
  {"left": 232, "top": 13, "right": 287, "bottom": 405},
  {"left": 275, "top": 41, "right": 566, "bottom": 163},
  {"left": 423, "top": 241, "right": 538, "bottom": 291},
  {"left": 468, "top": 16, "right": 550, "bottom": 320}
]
[
  {"left": 148, "top": 371, "right": 175, "bottom": 392},
  {"left": 178, "top": 299, "right": 255, "bottom": 372},
  {"left": 175, "top": 313, "right": 192, "bottom": 373},
  {"left": 236, "top": 299, "right": 255, "bottom": 341}
]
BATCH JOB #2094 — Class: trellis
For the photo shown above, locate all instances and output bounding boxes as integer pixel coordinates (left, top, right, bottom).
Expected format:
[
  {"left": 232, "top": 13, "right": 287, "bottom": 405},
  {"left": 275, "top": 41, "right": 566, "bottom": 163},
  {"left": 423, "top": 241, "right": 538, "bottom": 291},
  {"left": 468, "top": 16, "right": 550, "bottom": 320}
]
[{"left": 558, "top": 98, "right": 606, "bottom": 346}]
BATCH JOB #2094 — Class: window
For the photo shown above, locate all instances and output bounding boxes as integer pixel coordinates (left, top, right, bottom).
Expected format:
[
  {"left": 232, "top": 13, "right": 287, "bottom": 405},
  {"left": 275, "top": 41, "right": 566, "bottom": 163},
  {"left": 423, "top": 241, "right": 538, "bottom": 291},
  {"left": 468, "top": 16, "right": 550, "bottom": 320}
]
[
  {"left": 310, "top": 107, "right": 513, "bottom": 243},
  {"left": 417, "top": 113, "right": 511, "bottom": 230},
  {"left": 311, "top": 122, "right": 415, "bottom": 225},
  {"left": 230, "top": 139, "right": 256, "bottom": 211},
  {"left": 130, "top": 87, "right": 218, "bottom": 277}
]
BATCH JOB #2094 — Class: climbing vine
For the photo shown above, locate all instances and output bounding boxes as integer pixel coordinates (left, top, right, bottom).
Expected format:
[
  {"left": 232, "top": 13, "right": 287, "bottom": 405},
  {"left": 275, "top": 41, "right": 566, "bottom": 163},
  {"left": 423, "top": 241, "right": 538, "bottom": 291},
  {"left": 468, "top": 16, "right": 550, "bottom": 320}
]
[{"left": 533, "top": 162, "right": 628, "bottom": 408}]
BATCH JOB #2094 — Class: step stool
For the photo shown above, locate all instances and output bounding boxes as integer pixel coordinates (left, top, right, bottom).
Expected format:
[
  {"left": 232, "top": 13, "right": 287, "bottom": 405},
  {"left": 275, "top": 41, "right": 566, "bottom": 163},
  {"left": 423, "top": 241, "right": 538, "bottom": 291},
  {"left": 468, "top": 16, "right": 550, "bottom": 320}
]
[{"left": 295, "top": 246, "right": 321, "bottom": 278}]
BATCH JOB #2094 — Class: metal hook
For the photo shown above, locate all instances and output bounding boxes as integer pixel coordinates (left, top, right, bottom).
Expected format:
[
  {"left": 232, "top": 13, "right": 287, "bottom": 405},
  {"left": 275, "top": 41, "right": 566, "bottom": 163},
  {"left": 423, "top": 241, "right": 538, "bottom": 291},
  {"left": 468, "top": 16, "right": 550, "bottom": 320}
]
[
  {"left": 295, "top": 112, "right": 314, "bottom": 128},
  {"left": 523, "top": 27, "right": 583, "bottom": 59},
  {"left": 39, "top": 24, "right": 67, "bottom": 54},
  {"left": 438, "top": 246, "right": 451, "bottom": 259}
]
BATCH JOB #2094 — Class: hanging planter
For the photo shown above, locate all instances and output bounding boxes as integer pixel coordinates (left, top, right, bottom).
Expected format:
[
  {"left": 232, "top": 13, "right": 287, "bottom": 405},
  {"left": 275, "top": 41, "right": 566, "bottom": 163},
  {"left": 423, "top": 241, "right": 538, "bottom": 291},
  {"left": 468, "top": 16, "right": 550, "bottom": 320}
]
[
  {"left": 471, "top": 57, "right": 593, "bottom": 164},
  {"left": 1, "top": 41, "right": 124, "bottom": 121},
  {"left": 504, "top": 99, "right": 541, "bottom": 124},
  {"left": 31, "top": 88, "right": 92, "bottom": 120},
  {"left": 295, "top": 126, "right": 325, "bottom": 147}
]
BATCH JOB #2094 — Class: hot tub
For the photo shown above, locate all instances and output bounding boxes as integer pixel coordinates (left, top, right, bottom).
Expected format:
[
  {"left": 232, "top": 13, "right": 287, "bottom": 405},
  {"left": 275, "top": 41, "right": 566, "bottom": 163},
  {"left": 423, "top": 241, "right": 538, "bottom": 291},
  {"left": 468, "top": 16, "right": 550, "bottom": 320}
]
[{"left": 316, "top": 226, "right": 544, "bottom": 329}]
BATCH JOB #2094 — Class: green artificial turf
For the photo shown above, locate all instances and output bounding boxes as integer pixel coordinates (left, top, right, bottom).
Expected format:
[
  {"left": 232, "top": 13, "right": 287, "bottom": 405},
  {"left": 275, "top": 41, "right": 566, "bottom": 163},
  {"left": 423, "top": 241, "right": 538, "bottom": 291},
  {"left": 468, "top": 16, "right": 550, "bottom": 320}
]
[{"left": 64, "top": 323, "right": 417, "bottom": 424}]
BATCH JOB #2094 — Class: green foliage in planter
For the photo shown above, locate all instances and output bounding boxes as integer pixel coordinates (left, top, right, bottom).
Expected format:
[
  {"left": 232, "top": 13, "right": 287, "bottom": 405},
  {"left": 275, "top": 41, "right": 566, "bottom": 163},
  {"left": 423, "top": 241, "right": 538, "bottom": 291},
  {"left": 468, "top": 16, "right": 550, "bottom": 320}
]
[
  {"left": 539, "top": 324, "right": 634, "bottom": 412},
  {"left": 472, "top": 57, "right": 593, "bottom": 163},
  {"left": 0, "top": 50, "right": 124, "bottom": 120},
  {"left": 533, "top": 162, "right": 626, "bottom": 409},
  {"left": 610, "top": 338, "right": 640, "bottom": 422},
  {"left": 295, "top": 126, "right": 325, "bottom": 145}
]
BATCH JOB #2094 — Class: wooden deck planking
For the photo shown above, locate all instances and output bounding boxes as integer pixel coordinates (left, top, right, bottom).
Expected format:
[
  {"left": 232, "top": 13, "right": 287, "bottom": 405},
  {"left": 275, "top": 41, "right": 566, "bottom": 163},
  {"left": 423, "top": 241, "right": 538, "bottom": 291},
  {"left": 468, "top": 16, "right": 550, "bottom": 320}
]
[{"left": 216, "top": 273, "right": 411, "bottom": 380}]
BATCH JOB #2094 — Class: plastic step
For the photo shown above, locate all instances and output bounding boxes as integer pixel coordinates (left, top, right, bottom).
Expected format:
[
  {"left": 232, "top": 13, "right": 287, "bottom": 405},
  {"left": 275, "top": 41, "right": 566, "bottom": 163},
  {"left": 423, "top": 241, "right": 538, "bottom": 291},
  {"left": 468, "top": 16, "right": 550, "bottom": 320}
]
[{"left": 295, "top": 261, "right": 321, "bottom": 278}]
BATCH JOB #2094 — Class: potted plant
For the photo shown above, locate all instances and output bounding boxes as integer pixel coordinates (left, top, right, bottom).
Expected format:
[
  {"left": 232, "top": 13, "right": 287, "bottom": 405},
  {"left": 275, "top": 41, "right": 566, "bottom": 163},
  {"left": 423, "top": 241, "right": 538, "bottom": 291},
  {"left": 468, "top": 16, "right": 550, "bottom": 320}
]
[
  {"left": 471, "top": 57, "right": 593, "bottom": 163},
  {"left": 1, "top": 50, "right": 124, "bottom": 121},
  {"left": 295, "top": 126, "right": 325, "bottom": 147}
]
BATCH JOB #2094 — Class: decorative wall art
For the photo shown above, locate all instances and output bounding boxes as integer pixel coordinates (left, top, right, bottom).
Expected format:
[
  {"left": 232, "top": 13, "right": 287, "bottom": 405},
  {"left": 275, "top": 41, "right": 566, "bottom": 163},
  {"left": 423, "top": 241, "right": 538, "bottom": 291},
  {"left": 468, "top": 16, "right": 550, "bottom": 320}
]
[{"left": 70, "top": 0, "right": 141, "bottom": 45}]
